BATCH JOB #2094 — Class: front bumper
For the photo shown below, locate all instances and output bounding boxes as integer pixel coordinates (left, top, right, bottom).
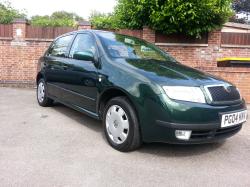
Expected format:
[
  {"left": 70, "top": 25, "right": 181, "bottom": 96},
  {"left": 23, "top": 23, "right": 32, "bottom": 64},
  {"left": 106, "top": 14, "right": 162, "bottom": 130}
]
[
  {"left": 139, "top": 94, "right": 247, "bottom": 143},
  {"left": 155, "top": 120, "right": 243, "bottom": 144}
]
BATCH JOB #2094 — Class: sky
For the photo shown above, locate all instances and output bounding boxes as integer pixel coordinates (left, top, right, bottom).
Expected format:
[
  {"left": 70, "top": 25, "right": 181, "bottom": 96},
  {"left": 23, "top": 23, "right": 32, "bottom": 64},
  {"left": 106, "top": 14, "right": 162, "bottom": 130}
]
[{"left": 6, "top": 0, "right": 117, "bottom": 19}]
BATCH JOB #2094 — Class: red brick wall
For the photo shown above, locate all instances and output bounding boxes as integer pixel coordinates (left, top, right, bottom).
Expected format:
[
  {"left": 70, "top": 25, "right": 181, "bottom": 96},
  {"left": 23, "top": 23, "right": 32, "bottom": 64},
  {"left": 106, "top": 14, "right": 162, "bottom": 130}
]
[
  {"left": 116, "top": 29, "right": 142, "bottom": 39},
  {"left": 158, "top": 46, "right": 205, "bottom": 68},
  {"left": 143, "top": 26, "right": 155, "bottom": 43},
  {"left": 207, "top": 70, "right": 250, "bottom": 102},
  {"left": 0, "top": 39, "right": 50, "bottom": 86},
  {"left": 0, "top": 20, "right": 250, "bottom": 103},
  {"left": 158, "top": 45, "right": 250, "bottom": 69}
]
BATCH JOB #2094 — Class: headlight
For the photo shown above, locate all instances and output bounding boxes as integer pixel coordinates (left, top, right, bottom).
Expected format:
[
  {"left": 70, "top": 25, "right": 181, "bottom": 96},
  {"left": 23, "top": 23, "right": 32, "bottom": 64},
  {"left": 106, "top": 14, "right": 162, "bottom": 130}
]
[{"left": 163, "top": 86, "right": 206, "bottom": 103}]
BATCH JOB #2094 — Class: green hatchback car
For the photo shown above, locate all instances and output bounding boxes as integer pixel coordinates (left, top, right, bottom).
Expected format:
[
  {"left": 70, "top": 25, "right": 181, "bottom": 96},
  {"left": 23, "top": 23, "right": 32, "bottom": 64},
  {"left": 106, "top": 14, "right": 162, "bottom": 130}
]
[{"left": 37, "top": 30, "right": 248, "bottom": 151}]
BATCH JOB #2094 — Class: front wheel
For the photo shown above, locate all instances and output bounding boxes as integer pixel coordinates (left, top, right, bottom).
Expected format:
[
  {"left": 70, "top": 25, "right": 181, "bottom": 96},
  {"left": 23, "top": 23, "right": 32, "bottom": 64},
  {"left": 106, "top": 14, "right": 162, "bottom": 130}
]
[
  {"left": 37, "top": 79, "right": 53, "bottom": 107},
  {"left": 103, "top": 97, "right": 142, "bottom": 152}
]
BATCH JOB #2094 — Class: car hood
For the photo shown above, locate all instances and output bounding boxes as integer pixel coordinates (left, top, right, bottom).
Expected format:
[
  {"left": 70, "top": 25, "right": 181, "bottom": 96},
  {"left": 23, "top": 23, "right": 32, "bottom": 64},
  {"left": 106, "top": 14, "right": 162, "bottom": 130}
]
[{"left": 116, "top": 58, "right": 228, "bottom": 87}]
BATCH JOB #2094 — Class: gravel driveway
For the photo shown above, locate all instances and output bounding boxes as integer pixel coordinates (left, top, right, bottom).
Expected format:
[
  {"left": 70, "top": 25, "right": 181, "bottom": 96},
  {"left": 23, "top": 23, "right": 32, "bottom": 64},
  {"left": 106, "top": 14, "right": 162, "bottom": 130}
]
[{"left": 0, "top": 87, "right": 249, "bottom": 187}]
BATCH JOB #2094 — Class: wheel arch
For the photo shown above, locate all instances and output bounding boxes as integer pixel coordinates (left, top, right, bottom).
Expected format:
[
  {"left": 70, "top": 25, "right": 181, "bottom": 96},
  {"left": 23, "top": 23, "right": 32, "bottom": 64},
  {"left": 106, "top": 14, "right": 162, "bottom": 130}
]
[
  {"left": 97, "top": 87, "right": 139, "bottom": 121},
  {"left": 36, "top": 72, "right": 44, "bottom": 85}
]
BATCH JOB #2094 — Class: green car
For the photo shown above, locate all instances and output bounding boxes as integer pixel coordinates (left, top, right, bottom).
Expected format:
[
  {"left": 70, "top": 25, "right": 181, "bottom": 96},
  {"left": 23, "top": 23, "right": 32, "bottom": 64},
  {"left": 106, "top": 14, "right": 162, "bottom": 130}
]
[{"left": 36, "top": 30, "right": 248, "bottom": 151}]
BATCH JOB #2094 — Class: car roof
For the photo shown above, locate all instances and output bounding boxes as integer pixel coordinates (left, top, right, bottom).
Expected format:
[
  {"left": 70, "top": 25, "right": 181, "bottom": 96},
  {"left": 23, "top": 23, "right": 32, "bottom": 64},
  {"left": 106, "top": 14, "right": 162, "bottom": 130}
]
[{"left": 57, "top": 29, "right": 114, "bottom": 39}]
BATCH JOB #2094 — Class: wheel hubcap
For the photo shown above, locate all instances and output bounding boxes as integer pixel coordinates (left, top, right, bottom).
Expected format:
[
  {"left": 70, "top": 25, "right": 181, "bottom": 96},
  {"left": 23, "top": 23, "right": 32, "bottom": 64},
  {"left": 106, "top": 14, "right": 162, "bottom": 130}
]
[
  {"left": 106, "top": 105, "right": 129, "bottom": 144},
  {"left": 37, "top": 82, "right": 45, "bottom": 103}
]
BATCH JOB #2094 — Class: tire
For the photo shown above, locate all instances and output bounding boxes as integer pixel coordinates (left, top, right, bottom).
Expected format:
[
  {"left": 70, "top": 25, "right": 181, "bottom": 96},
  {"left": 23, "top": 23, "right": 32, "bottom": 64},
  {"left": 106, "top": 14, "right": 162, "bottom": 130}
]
[
  {"left": 103, "top": 96, "right": 142, "bottom": 152},
  {"left": 37, "top": 78, "right": 53, "bottom": 107}
]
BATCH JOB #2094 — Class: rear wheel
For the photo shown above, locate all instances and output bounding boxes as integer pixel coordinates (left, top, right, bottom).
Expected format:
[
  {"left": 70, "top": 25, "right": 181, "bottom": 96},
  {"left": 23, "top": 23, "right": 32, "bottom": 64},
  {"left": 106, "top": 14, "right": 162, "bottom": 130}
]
[
  {"left": 103, "top": 97, "right": 142, "bottom": 152},
  {"left": 37, "top": 79, "right": 53, "bottom": 107}
]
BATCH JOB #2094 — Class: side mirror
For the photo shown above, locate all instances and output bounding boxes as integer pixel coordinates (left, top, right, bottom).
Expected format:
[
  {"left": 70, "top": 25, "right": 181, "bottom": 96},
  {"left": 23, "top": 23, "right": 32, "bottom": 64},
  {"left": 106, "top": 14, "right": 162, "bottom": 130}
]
[{"left": 73, "top": 51, "right": 95, "bottom": 62}]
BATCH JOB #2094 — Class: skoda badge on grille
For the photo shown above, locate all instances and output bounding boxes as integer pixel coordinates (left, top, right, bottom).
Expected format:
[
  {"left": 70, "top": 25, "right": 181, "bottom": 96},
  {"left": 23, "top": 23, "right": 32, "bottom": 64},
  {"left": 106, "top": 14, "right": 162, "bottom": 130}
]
[{"left": 224, "top": 85, "right": 231, "bottom": 93}]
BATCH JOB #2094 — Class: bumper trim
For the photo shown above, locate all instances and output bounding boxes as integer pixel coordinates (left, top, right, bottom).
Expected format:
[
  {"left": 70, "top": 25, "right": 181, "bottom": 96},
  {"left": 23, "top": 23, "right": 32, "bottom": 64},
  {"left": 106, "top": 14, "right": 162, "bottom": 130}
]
[{"left": 156, "top": 120, "right": 220, "bottom": 130}]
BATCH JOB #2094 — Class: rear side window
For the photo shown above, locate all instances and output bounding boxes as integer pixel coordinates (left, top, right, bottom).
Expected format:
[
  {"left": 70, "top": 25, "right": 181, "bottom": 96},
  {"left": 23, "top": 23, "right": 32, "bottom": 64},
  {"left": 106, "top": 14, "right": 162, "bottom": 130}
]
[{"left": 48, "top": 35, "right": 74, "bottom": 57}]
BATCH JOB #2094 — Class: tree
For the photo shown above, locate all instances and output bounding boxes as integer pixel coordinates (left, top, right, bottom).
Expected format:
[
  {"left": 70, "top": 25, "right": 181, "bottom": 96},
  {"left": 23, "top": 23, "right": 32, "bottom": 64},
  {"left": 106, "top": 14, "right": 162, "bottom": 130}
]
[
  {"left": 30, "top": 11, "right": 84, "bottom": 27},
  {"left": 231, "top": 0, "right": 250, "bottom": 23},
  {"left": 0, "top": 1, "right": 26, "bottom": 24},
  {"left": 233, "top": 0, "right": 250, "bottom": 14},
  {"left": 89, "top": 11, "right": 118, "bottom": 29},
  {"left": 50, "top": 11, "right": 84, "bottom": 22},
  {"left": 114, "top": 0, "right": 233, "bottom": 37},
  {"left": 114, "top": 0, "right": 151, "bottom": 29}
]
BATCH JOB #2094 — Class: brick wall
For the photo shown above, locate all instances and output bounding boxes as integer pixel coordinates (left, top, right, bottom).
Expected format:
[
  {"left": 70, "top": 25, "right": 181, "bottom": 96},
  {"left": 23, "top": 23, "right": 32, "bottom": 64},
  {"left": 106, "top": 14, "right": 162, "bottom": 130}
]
[
  {"left": 208, "top": 70, "right": 250, "bottom": 102},
  {"left": 0, "top": 19, "right": 250, "bottom": 102},
  {"left": 0, "top": 39, "right": 50, "bottom": 86},
  {"left": 142, "top": 26, "right": 155, "bottom": 43}
]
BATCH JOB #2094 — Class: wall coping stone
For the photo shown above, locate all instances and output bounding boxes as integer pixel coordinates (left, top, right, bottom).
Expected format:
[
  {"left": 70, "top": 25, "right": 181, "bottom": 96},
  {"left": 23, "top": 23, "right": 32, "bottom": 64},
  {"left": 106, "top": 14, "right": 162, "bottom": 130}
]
[
  {"left": 25, "top": 38, "right": 54, "bottom": 42},
  {"left": 155, "top": 43, "right": 208, "bottom": 47},
  {"left": 223, "top": 22, "right": 250, "bottom": 30},
  {"left": 12, "top": 18, "right": 28, "bottom": 24},
  {"left": 0, "top": 37, "right": 13, "bottom": 40},
  {"left": 221, "top": 44, "right": 250, "bottom": 48}
]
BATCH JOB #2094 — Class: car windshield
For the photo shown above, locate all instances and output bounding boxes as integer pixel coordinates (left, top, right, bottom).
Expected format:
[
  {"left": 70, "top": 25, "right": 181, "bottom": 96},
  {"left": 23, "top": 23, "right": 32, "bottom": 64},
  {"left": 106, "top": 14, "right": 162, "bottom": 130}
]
[{"left": 97, "top": 32, "right": 177, "bottom": 62}]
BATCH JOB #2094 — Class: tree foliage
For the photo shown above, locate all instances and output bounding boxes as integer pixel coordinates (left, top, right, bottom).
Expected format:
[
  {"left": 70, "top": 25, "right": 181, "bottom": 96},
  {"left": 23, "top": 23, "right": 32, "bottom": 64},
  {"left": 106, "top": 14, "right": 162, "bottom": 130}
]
[
  {"left": 114, "top": 0, "right": 233, "bottom": 37},
  {"left": 114, "top": 0, "right": 151, "bottom": 29},
  {"left": 0, "top": 1, "right": 26, "bottom": 24},
  {"left": 231, "top": 0, "right": 250, "bottom": 24},
  {"left": 30, "top": 11, "right": 84, "bottom": 27},
  {"left": 232, "top": 0, "right": 250, "bottom": 14},
  {"left": 89, "top": 11, "right": 118, "bottom": 29}
]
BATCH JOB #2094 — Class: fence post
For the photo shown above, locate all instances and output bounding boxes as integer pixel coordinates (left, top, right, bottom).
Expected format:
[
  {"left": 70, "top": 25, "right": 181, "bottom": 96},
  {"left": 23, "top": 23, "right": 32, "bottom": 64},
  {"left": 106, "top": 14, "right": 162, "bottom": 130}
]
[
  {"left": 12, "top": 18, "right": 28, "bottom": 41},
  {"left": 143, "top": 26, "right": 155, "bottom": 43},
  {"left": 78, "top": 21, "right": 91, "bottom": 30}
]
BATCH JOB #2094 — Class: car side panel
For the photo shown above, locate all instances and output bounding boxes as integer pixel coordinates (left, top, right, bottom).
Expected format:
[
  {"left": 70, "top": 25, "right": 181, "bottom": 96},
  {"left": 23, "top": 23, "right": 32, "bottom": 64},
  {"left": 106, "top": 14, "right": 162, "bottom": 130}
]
[{"left": 61, "top": 58, "right": 98, "bottom": 113}]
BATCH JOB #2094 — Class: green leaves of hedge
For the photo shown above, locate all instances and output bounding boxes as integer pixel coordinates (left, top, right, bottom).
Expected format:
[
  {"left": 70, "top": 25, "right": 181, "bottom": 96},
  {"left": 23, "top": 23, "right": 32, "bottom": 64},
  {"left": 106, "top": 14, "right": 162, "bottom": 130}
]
[
  {"left": 148, "top": 0, "right": 233, "bottom": 37},
  {"left": 89, "top": 11, "right": 119, "bottom": 30},
  {"left": 91, "top": 0, "right": 233, "bottom": 38}
]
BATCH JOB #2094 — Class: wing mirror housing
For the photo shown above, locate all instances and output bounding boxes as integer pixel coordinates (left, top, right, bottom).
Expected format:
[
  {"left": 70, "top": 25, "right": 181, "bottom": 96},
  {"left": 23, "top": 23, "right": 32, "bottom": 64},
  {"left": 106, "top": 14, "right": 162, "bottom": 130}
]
[{"left": 73, "top": 51, "right": 95, "bottom": 62}]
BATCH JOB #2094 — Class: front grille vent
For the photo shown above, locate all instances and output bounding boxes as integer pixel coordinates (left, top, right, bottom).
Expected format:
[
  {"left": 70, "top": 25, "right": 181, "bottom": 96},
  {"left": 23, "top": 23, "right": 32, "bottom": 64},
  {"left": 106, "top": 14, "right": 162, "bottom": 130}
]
[
  {"left": 191, "top": 125, "right": 242, "bottom": 140},
  {"left": 205, "top": 85, "right": 241, "bottom": 104}
]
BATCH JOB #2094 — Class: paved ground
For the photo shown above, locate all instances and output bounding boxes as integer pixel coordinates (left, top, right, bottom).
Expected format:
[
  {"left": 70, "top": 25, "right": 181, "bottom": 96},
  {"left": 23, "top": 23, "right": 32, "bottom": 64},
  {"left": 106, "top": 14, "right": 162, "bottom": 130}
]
[{"left": 0, "top": 87, "right": 249, "bottom": 187}]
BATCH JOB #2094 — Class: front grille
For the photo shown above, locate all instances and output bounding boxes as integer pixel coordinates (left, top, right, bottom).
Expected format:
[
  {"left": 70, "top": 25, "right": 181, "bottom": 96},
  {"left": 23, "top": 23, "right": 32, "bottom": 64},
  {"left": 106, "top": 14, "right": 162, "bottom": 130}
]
[
  {"left": 191, "top": 125, "right": 242, "bottom": 140},
  {"left": 206, "top": 85, "right": 241, "bottom": 103}
]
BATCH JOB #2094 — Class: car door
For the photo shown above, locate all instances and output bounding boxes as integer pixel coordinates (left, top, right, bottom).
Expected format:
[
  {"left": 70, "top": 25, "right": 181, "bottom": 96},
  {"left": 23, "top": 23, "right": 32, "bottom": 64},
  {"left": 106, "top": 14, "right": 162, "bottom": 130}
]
[
  {"left": 61, "top": 33, "right": 99, "bottom": 113},
  {"left": 44, "top": 34, "right": 74, "bottom": 100}
]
